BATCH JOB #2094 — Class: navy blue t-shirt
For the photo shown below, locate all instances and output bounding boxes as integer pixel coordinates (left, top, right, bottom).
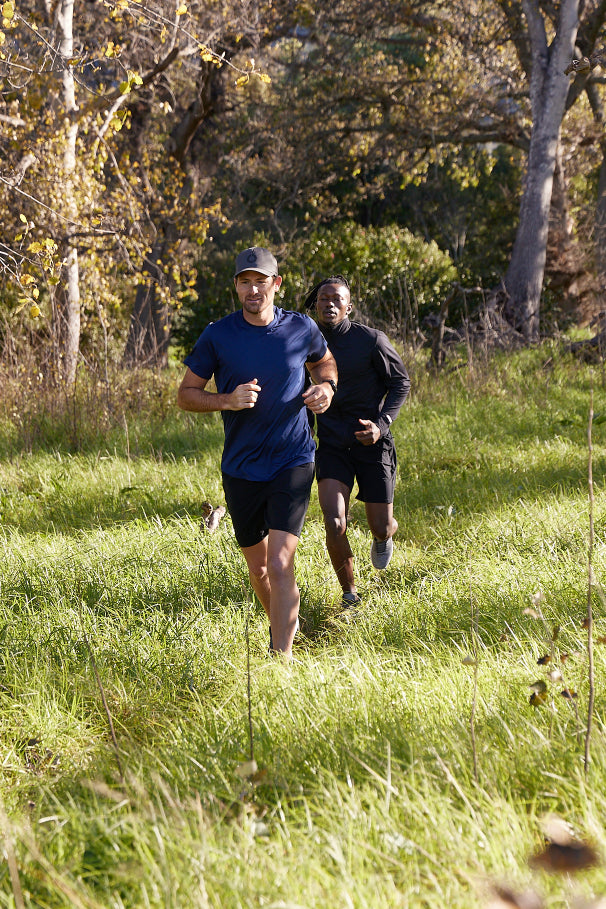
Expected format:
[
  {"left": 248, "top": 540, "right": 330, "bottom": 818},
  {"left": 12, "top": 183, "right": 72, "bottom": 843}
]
[{"left": 184, "top": 307, "right": 327, "bottom": 481}]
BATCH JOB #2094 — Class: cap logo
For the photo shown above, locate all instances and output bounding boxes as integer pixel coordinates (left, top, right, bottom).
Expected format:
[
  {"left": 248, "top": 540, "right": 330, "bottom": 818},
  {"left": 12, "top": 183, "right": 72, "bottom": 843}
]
[{"left": 247, "top": 251, "right": 258, "bottom": 264}]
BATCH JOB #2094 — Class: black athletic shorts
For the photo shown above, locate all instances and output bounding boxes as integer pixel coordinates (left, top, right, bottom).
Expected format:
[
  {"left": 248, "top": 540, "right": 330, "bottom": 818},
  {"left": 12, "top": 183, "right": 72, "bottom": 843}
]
[
  {"left": 222, "top": 462, "right": 315, "bottom": 549},
  {"left": 315, "top": 437, "right": 397, "bottom": 504}
]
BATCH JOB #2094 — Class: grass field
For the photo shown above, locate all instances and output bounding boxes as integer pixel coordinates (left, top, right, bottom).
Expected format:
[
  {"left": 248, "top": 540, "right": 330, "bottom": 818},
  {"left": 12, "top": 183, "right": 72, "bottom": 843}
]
[{"left": 1, "top": 342, "right": 606, "bottom": 908}]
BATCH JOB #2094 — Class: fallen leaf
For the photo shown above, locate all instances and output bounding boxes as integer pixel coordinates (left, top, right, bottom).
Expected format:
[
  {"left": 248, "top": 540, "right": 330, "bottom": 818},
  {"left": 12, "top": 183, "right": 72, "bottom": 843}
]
[
  {"left": 529, "top": 680, "right": 547, "bottom": 694},
  {"left": 235, "top": 760, "right": 258, "bottom": 779},
  {"left": 488, "top": 883, "right": 544, "bottom": 908},
  {"left": 529, "top": 840, "right": 598, "bottom": 873},
  {"left": 205, "top": 505, "right": 226, "bottom": 533},
  {"left": 540, "top": 815, "right": 574, "bottom": 844},
  {"left": 537, "top": 654, "right": 551, "bottom": 665}
]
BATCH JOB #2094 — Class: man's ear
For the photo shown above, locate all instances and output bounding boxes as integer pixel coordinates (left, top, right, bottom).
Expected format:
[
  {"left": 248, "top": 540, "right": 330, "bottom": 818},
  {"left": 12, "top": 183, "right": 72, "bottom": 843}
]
[{"left": 274, "top": 275, "right": 283, "bottom": 289}]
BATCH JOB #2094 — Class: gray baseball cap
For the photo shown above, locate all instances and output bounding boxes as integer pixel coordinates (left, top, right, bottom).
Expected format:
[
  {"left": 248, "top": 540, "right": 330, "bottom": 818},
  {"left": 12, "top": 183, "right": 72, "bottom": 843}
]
[{"left": 234, "top": 247, "right": 278, "bottom": 278}]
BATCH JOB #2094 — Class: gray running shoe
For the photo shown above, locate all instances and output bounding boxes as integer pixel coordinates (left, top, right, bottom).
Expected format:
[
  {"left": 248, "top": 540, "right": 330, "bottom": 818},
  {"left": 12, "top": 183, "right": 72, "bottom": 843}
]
[
  {"left": 371, "top": 537, "right": 393, "bottom": 569},
  {"left": 341, "top": 591, "right": 362, "bottom": 609}
]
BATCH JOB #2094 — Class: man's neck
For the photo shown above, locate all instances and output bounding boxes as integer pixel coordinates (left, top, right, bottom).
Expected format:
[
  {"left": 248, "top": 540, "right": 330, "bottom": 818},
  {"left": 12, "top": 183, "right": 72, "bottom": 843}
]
[{"left": 242, "top": 305, "right": 276, "bottom": 327}]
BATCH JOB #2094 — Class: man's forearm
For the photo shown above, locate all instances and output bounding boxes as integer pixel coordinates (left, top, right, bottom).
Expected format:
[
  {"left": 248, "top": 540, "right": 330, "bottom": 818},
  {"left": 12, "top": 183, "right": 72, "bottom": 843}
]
[
  {"left": 177, "top": 386, "right": 232, "bottom": 413},
  {"left": 308, "top": 359, "right": 338, "bottom": 387}
]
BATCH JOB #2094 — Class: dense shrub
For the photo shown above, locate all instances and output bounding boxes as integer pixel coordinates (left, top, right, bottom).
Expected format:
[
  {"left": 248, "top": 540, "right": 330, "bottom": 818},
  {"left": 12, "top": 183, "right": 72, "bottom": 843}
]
[{"left": 173, "top": 222, "right": 457, "bottom": 352}]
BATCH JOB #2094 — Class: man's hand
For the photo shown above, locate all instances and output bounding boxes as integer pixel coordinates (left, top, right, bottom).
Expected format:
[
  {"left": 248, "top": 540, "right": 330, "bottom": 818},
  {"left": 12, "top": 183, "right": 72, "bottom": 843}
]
[
  {"left": 354, "top": 418, "right": 381, "bottom": 446},
  {"left": 228, "top": 379, "right": 262, "bottom": 410},
  {"left": 302, "top": 381, "right": 334, "bottom": 414}
]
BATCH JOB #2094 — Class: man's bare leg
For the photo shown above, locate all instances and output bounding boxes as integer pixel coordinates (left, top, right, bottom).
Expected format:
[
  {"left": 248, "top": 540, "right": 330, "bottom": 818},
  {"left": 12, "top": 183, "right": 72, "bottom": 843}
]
[
  {"left": 241, "top": 530, "right": 300, "bottom": 657},
  {"left": 318, "top": 478, "right": 357, "bottom": 597},
  {"left": 241, "top": 537, "right": 271, "bottom": 619},
  {"left": 365, "top": 502, "right": 398, "bottom": 541}
]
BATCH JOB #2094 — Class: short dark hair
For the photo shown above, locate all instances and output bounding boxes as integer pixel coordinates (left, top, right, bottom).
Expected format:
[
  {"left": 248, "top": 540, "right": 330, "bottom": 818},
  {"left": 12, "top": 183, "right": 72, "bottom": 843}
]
[{"left": 303, "top": 275, "right": 350, "bottom": 310}]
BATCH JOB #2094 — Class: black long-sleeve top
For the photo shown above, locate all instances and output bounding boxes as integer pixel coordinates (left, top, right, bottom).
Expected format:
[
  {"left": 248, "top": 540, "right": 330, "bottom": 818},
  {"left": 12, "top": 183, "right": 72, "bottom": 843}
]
[{"left": 316, "top": 318, "right": 410, "bottom": 449}]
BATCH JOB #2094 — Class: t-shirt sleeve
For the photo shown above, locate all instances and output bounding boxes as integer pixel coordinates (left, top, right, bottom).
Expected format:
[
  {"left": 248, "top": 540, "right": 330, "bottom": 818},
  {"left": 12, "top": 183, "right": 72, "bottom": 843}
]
[
  {"left": 305, "top": 317, "right": 328, "bottom": 363},
  {"left": 183, "top": 325, "right": 217, "bottom": 380}
]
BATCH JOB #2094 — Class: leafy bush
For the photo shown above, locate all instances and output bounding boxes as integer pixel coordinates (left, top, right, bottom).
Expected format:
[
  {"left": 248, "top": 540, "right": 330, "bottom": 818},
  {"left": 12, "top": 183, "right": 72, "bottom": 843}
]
[
  {"left": 283, "top": 222, "right": 457, "bottom": 336},
  {"left": 173, "top": 223, "right": 457, "bottom": 352}
]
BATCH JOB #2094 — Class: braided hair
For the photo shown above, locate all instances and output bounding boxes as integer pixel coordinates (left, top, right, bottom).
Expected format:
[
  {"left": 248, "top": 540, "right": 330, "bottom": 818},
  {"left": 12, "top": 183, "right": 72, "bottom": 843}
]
[{"left": 303, "top": 274, "right": 350, "bottom": 310}]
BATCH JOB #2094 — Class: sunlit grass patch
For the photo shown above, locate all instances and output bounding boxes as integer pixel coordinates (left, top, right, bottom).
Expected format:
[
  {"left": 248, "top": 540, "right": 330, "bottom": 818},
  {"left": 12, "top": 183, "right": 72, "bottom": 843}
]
[{"left": 1, "top": 345, "right": 606, "bottom": 906}]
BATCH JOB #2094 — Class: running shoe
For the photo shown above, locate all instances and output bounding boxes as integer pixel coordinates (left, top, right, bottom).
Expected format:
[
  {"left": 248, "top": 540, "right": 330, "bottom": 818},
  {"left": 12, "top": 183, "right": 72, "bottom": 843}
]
[
  {"left": 371, "top": 537, "right": 393, "bottom": 569},
  {"left": 341, "top": 592, "right": 362, "bottom": 609}
]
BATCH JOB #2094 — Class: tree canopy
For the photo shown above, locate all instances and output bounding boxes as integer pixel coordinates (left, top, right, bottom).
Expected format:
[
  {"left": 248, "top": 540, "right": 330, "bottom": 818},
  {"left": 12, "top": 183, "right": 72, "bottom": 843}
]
[{"left": 1, "top": 0, "right": 605, "bottom": 377}]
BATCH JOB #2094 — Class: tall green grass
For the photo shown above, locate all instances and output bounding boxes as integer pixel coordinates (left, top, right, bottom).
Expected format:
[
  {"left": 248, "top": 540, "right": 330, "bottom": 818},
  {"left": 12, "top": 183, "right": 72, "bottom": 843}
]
[{"left": 1, "top": 342, "right": 605, "bottom": 907}]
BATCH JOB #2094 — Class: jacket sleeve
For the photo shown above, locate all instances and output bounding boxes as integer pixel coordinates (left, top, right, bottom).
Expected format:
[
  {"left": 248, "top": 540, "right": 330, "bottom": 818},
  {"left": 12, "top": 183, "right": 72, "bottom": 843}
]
[{"left": 371, "top": 334, "right": 411, "bottom": 438}]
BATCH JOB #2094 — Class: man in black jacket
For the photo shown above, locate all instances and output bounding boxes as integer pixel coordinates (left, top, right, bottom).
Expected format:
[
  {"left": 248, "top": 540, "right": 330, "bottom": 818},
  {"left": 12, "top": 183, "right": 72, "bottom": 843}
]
[{"left": 305, "top": 275, "right": 410, "bottom": 609}]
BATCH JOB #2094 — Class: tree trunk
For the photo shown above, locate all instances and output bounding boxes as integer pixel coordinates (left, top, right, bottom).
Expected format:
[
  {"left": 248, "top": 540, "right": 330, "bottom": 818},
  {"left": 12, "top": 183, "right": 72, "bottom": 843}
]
[
  {"left": 123, "top": 61, "right": 216, "bottom": 368},
  {"left": 56, "top": 0, "right": 81, "bottom": 385},
  {"left": 585, "top": 83, "right": 606, "bottom": 284},
  {"left": 123, "top": 231, "right": 172, "bottom": 368},
  {"left": 503, "top": 0, "right": 580, "bottom": 342}
]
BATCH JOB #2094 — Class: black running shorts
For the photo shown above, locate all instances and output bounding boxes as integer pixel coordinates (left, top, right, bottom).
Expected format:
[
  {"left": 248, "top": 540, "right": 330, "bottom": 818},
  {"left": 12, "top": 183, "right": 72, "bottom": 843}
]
[
  {"left": 222, "top": 462, "right": 315, "bottom": 549},
  {"left": 315, "top": 438, "right": 397, "bottom": 504}
]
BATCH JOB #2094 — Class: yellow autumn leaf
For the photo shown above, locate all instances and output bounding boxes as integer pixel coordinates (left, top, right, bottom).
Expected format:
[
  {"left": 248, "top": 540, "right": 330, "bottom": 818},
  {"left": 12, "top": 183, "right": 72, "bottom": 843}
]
[
  {"left": 257, "top": 73, "right": 271, "bottom": 83},
  {"left": 176, "top": 3, "right": 187, "bottom": 14},
  {"left": 1, "top": 2, "right": 14, "bottom": 20},
  {"left": 29, "top": 304, "right": 41, "bottom": 318},
  {"left": 0, "top": 31, "right": 5, "bottom": 45},
  {"left": 235, "top": 74, "right": 249, "bottom": 87},
  {"left": 21, "top": 274, "right": 36, "bottom": 285}
]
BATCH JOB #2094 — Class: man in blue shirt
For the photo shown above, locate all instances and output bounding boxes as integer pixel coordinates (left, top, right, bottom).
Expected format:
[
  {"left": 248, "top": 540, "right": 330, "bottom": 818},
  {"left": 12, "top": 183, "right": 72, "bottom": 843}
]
[{"left": 178, "top": 247, "right": 338, "bottom": 658}]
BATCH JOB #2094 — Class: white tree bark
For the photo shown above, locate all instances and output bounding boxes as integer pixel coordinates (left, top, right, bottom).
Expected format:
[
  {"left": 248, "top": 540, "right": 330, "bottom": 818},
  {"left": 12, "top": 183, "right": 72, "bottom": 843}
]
[
  {"left": 504, "top": 0, "right": 580, "bottom": 341},
  {"left": 56, "top": 0, "right": 81, "bottom": 385}
]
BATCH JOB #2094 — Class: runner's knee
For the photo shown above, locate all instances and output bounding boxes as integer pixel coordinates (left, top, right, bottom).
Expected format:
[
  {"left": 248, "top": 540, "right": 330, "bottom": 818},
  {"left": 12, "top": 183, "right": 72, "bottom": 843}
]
[
  {"left": 247, "top": 562, "right": 268, "bottom": 584},
  {"left": 324, "top": 514, "right": 348, "bottom": 540},
  {"left": 266, "top": 549, "right": 295, "bottom": 580}
]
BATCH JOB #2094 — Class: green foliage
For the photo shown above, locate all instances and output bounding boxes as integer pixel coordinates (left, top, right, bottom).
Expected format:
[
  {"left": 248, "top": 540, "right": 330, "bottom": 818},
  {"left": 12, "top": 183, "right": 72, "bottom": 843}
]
[
  {"left": 393, "top": 146, "right": 523, "bottom": 288},
  {"left": 283, "top": 221, "right": 458, "bottom": 325},
  {"left": 174, "top": 223, "right": 457, "bottom": 352}
]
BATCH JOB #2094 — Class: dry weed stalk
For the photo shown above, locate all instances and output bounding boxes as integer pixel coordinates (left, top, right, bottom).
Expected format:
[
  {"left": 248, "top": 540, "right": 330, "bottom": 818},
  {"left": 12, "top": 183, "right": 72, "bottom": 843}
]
[
  {"left": 78, "top": 597, "right": 125, "bottom": 786},
  {"left": 585, "top": 383, "right": 595, "bottom": 774}
]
